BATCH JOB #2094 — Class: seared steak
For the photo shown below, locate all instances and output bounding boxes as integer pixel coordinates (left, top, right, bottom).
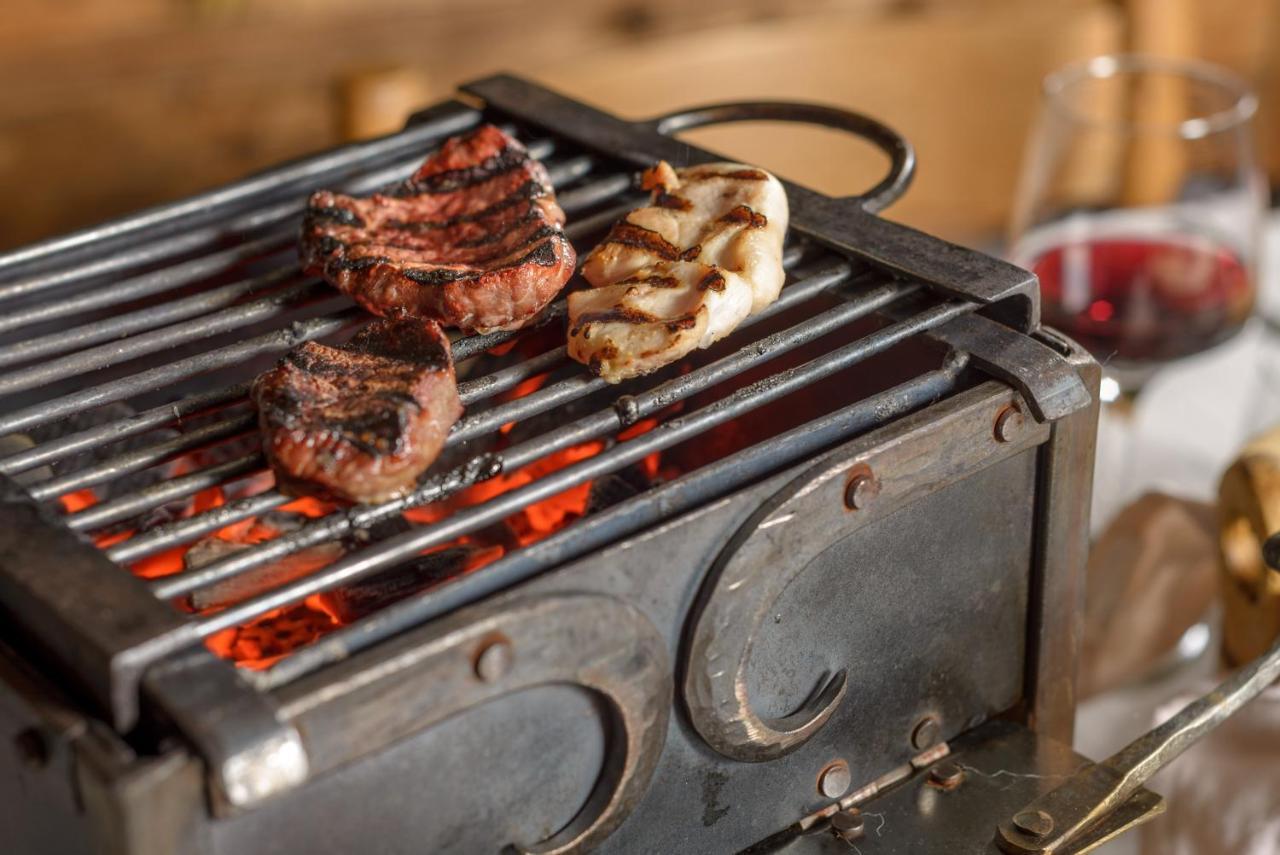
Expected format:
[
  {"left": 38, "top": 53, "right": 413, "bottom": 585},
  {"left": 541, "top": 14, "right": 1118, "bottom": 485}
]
[
  {"left": 253, "top": 318, "right": 463, "bottom": 504},
  {"left": 301, "top": 125, "right": 576, "bottom": 333}
]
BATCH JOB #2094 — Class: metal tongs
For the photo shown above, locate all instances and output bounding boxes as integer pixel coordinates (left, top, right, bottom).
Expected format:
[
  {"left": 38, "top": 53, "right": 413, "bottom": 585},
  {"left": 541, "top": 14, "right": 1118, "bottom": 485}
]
[{"left": 996, "top": 532, "right": 1280, "bottom": 854}]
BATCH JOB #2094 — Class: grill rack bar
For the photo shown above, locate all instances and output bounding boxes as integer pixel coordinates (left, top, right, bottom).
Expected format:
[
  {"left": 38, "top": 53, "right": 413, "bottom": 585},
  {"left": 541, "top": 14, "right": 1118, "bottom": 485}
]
[
  {"left": 0, "top": 193, "right": 637, "bottom": 481},
  {"left": 0, "top": 131, "right": 561, "bottom": 315},
  {"left": 66, "top": 454, "right": 266, "bottom": 533},
  {"left": 0, "top": 235, "right": 294, "bottom": 339},
  {"left": 147, "top": 260, "right": 875, "bottom": 599},
  {"left": 255, "top": 351, "right": 969, "bottom": 689},
  {"left": 0, "top": 282, "right": 337, "bottom": 398},
  {"left": 91, "top": 247, "right": 826, "bottom": 564},
  {"left": 0, "top": 383, "right": 252, "bottom": 476},
  {"left": 0, "top": 103, "right": 483, "bottom": 283},
  {"left": 195, "top": 297, "right": 975, "bottom": 635},
  {"left": 0, "top": 151, "right": 604, "bottom": 389},
  {"left": 0, "top": 266, "right": 300, "bottom": 370},
  {"left": 0, "top": 309, "right": 364, "bottom": 438},
  {"left": 26, "top": 409, "right": 258, "bottom": 502},
  {"left": 58, "top": 239, "right": 803, "bottom": 560},
  {"left": 0, "top": 191, "right": 637, "bottom": 440},
  {"left": 62, "top": 339, "right": 575, "bottom": 535}
]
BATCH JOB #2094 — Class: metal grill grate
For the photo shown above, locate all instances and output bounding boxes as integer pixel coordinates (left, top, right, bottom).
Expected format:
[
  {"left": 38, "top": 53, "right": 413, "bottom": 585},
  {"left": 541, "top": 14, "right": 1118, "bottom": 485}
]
[{"left": 0, "top": 77, "right": 1048, "bottom": 706}]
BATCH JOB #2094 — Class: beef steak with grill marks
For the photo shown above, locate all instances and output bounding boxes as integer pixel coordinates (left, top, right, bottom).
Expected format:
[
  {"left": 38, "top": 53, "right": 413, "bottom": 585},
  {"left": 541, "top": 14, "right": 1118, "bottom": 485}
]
[
  {"left": 300, "top": 124, "right": 576, "bottom": 334},
  {"left": 253, "top": 318, "right": 463, "bottom": 504}
]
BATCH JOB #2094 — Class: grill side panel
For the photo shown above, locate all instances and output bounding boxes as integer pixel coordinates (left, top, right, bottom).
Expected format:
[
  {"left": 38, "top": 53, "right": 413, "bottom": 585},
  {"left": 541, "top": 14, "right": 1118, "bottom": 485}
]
[{"left": 205, "top": 382, "right": 1046, "bottom": 854}]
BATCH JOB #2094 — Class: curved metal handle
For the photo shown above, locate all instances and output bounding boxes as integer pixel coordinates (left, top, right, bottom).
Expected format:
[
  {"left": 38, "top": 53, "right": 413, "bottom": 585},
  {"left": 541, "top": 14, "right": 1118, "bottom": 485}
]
[{"left": 646, "top": 101, "right": 915, "bottom": 213}]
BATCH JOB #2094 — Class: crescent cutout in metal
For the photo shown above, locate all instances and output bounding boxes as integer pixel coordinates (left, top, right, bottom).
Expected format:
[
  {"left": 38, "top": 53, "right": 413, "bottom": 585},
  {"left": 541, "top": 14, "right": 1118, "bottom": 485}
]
[
  {"left": 278, "top": 592, "right": 671, "bottom": 854},
  {"left": 681, "top": 454, "right": 861, "bottom": 763}
]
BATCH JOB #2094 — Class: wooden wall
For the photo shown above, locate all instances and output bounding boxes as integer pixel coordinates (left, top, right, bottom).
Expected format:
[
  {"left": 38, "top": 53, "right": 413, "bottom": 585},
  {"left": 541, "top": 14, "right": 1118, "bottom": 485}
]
[{"left": 1, "top": 0, "right": 1275, "bottom": 249}]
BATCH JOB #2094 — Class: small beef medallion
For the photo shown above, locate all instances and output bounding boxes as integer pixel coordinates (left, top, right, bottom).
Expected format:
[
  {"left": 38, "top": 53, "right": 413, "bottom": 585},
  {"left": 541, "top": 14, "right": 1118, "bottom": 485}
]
[{"left": 253, "top": 318, "right": 463, "bottom": 504}]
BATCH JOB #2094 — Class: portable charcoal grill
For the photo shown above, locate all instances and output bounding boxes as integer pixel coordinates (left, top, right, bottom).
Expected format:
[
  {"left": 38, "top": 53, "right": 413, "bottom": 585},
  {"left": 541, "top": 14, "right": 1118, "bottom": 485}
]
[{"left": 0, "top": 74, "right": 1169, "bottom": 854}]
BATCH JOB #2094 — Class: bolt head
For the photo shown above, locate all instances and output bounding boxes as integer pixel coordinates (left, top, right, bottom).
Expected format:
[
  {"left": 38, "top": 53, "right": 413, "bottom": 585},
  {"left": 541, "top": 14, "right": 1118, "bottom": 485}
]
[
  {"left": 995, "top": 405, "right": 1025, "bottom": 443},
  {"left": 911, "top": 715, "right": 940, "bottom": 750},
  {"left": 12, "top": 729, "right": 48, "bottom": 770},
  {"left": 830, "top": 809, "right": 865, "bottom": 842},
  {"left": 474, "top": 638, "right": 513, "bottom": 682},
  {"left": 844, "top": 473, "right": 879, "bottom": 510},
  {"left": 1013, "top": 809, "right": 1055, "bottom": 839},
  {"left": 818, "top": 759, "right": 852, "bottom": 799},
  {"left": 928, "top": 761, "right": 964, "bottom": 789}
]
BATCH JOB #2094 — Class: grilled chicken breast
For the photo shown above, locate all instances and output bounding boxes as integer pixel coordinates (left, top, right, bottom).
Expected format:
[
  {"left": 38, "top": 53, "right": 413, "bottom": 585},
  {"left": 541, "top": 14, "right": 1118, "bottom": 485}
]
[
  {"left": 568, "top": 162, "right": 788, "bottom": 382},
  {"left": 253, "top": 318, "right": 463, "bottom": 504},
  {"left": 301, "top": 124, "right": 576, "bottom": 333}
]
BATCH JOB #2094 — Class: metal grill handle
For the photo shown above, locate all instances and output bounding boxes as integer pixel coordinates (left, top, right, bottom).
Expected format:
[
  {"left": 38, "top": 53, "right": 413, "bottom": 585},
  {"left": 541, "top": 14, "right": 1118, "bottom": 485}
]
[{"left": 646, "top": 101, "right": 915, "bottom": 213}]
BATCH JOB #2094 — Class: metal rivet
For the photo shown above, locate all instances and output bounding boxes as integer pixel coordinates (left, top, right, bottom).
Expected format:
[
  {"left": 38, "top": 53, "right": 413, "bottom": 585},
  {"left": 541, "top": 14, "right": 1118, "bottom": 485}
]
[
  {"left": 830, "top": 809, "right": 865, "bottom": 843},
  {"left": 1013, "top": 809, "right": 1055, "bottom": 839},
  {"left": 911, "top": 715, "right": 940, "bottom": 750},
  {"left": 817, "top": 759, "right": 852, "bottom": 799},
  {"left": 844, "top": 473, "right": 879, "bottom": 510},
  {"left": 13, "top": 729, "right": 48, "bottom": 770},
  {"left": 928, "top": 761, "right": 964, "bottom": 790},
  {"left": 474, "top": 639, "right": 513, "bottom": 682},
  {"left": 994, "top": 404, "right": 1025, "bottom": 443}
]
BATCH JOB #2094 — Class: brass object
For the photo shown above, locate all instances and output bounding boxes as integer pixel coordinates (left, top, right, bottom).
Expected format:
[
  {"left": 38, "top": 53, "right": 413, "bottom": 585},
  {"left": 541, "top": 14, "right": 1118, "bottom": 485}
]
[{"left": 1218, "top": 425, "right": 1280, "bottom": 665}]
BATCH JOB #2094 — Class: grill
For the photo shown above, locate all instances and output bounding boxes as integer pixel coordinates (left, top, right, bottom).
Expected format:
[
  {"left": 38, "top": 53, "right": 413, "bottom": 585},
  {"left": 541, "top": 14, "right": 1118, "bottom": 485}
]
[{"left": 0, "top": 75, "right": 1148, "bottom": 855}]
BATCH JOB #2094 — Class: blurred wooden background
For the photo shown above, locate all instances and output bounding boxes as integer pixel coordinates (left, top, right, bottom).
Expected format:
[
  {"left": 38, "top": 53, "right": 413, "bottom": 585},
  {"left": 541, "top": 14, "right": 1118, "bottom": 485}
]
[{"left": 2, "top": 0, "right": 1277, "bottom": 249}]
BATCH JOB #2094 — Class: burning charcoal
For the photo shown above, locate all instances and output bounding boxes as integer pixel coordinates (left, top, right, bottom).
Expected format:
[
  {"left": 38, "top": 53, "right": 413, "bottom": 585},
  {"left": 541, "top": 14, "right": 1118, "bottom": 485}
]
[
  {"left": 185, "top": 529, "right": 345, "bottom": 611},
  {"left": 585, "top": 462, "right": 656, "bottom": 515},
  {"left": 258, "top": 510, "right": 318, "bottom": 535},
  {"left": 26, "top": 402, "right": 177, "bottom": 496},
  {"left": 206, "top": 602, "right": 336, "bottom": 670},
  {"left": 320, "top": 546, "right": 477, "bottom": 623},
  {"left": 27, "top": 402, "right": 137, "bottom": 446},
  {"left": 345, "top": 514, "right": 412, "bottom": 547}
]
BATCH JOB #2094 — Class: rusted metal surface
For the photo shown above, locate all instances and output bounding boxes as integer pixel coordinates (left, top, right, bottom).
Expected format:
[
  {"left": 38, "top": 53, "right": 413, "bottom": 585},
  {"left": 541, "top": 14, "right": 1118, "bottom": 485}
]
[
  {"left": 273, "top": 592, "right": 670, "bottom": 854},
  {"left": 0, "top": 474, "right": 196, "bottom": 732},
  {"left": 682, "top": 382, "right": 1049, "bottom": 763},
  {"left": 745, "top": 721, "right": 1161, "bottom": 854},
  {"left": 928, "top": 761, "right": 965, "bottom": 791},
  {"left": 1024, "top": 334, "right": 1101, "bottom": 744},
  {"left": 142, "top": 648, "right": 308, "bottom": 814}
]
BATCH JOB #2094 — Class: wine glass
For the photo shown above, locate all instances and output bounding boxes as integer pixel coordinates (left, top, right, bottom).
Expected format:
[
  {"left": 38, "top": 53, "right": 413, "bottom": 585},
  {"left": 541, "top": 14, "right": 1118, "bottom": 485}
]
[
  {"left": 1010, "top": 55, "right": 1265, "bottom": 531},
  {"left": 1009, "top": 54, "right": 1265, "bottom": 399}
]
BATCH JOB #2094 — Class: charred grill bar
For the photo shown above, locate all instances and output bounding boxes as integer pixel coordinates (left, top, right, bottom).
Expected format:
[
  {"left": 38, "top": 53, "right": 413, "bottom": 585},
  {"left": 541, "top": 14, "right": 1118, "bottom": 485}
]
[{"left": 0, "top": 75, "right": 1149, "bottom": 855}]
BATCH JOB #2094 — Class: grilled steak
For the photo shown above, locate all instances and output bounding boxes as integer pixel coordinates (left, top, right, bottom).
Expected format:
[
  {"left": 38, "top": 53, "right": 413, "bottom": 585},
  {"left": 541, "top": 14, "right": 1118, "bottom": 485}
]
[
  {"left": 301, "top": 125, "right": 576, "bottom": 333},
  {"left": 253, "top": 318, "right": 463, "bottom": 504},
  {"left": 569, "top": 161, "right": 788, "bottom": 382}
]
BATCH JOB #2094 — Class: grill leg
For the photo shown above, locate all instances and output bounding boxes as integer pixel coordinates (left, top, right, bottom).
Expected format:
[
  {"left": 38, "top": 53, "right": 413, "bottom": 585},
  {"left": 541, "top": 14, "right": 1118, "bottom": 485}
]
[{"left": 1024, "top": 331, "right": 1102, "bottom": 743}]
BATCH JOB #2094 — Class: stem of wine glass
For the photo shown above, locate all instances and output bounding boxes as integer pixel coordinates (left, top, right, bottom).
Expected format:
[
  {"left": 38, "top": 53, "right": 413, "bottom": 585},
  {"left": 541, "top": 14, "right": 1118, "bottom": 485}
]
[{"left": 1093, "top": 373, "right": 1146, "bottom": 532}]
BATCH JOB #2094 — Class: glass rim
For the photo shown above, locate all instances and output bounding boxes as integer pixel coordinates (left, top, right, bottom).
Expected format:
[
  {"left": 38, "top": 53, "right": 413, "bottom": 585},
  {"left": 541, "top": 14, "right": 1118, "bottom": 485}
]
[{"left": 1043, "top": 53, "right": 1258, "bottom": 139}]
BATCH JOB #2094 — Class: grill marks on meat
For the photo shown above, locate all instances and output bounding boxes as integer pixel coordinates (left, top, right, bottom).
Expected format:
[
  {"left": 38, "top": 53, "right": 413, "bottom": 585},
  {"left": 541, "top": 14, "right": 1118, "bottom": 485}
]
[
  {"left": 301, "top": 125, "right": 576, "bottom": 333},
  {"left": 569, "top": 161, "right": 788, "bottom": 382},
  {"left": 253, "top": 318, "right": 463, "bottom": 504}
]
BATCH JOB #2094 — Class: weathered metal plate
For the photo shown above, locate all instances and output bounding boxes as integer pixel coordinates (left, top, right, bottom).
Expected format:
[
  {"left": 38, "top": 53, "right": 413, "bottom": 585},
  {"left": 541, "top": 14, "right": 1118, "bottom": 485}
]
[{"left": 750, "top": 720, "right": 1163, "bottom": 854}]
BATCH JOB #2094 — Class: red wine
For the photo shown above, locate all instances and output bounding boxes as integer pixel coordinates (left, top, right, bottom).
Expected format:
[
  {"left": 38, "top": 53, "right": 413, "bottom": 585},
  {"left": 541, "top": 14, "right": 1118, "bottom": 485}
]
[{"left": 1028, "top": 236, "right": 1253, "bottom": 364}]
